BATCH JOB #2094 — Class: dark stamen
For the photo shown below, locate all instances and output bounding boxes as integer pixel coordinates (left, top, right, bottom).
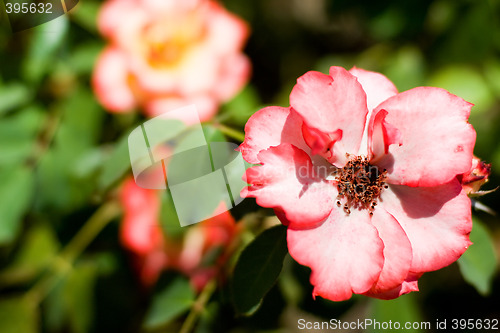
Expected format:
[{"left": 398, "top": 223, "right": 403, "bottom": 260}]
[{"left": 335, "top": 156, "right": 388, "bottom": 216}]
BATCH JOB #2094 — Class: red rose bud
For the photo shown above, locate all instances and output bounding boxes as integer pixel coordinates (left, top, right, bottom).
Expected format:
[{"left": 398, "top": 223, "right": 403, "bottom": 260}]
[{"left": 458, "top": 156, "right": 492, "bottom": 196}]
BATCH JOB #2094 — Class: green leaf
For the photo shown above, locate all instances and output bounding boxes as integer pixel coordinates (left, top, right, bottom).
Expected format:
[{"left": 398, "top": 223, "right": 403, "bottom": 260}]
[
  {"left": 14, "top": 224, "right": 59, "bottom": 267},
  {"left": 35, "top": 88, "right": 103, "bottom": 211},
  {"left": 35, "top": 150, "right": 73, "bottom": 211},
  {"left": 194, "top": 302, "right": 219, "bottom": 333},
  {"left": 64, "top": 263, "right": 98, "bottom": 333},
  {"left": 71, "top": 147, "right": 106, "bottom": 180},
  {"left": 54, "top": 88, "right": 103, "bottom": 151},
  {"left": 457, "top": 217, "right": 498, "bottom": 295},
  {"left": 98, "top": 133, "right": 131, "bottom": 191},
  {"left": 219, "top": 86, "right": 260, "bottom": 125},
  {"left": 0, "top": 223, "right": 59, "bottom": 286},
  {"left": 44, "top": 277, "right": 67, "bottom": 332},
  {"left": 22, "top": 16, "right": 69, "bottom": 83},
  {"left": 70, "top": 0, "right": 100, "bottom": 33},
  {"left": 0, "top": 166, "right": 34, "bottom": 245},
  {"left": 278, "top": 257, "right": 303, "bottom": 305},
  {"left": 369, "top": 294, "right": 423, "bottom": 333},
  {"left": 45, "top": 261, "right": 102, "bottom": 333},
  {"left": 66, "top": 41, "right": 103, "bottom": 75},
  {"left": 0, "top": 83, "right": 32, "bottom": 115},
  {"left": 0, "top": 296, "right": 38, "bottom": 333},
  {"left": 0, "top": 106, "right": 44, "bottom": 167},
  {"left": 0, "top": 106, "right": 44, "bottom": 140},
  {"left": 231, "top": 225, "right": 288, "bottom": 315},
  {"left": 143, "top": 277, "right": 196, "bottom": 329}
]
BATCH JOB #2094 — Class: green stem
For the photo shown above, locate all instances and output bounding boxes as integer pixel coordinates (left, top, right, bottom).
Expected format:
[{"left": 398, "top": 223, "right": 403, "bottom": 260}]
[
  {"left": 212, "top": 123, "right": 246, "bottom": 142},
  {"left": 179, "top": 279, "right": 217, "bottom": 333},
  {"left": 60, "top": 201, "right": 121, "bottom": 263},
  {"left": 26, "top": 201, "right": 121, "bottom": 304},
  {"left": 28, "top": 106, "right": 61, "bottom": 168},
  {"left": 25, "top": 258, "right": 70, "bottom": 305}
]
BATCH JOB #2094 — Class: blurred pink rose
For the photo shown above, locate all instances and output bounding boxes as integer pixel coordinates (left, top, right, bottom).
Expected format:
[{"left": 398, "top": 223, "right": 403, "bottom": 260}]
[
  {"left": 120, "top": 177, "right": 241, "bottom": 290},
  {"left": 93, "top": 0, "right": 251, "bottom": 124}
]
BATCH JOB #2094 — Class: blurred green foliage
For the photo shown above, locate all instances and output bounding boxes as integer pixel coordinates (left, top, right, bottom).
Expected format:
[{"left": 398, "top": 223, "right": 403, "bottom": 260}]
[
  {"left": 0, "top": 0, "right": 499, "bottom": 332},
  {"left": 143, "top": 277, "right": 195, "bottom": 330}
]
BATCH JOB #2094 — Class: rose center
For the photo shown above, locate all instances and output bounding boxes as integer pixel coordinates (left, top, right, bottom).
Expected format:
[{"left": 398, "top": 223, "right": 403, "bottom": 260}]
[
  {"left": 144, "top": 14, "right": 206, "bottom": 68},
  {"left": 335, "top": 155, "right": 388, "bottom": 215}
]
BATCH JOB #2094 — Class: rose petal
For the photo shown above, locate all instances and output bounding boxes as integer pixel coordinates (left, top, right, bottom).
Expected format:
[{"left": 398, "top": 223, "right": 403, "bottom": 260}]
[
  {"left": 366, "top": 208, "right": 412, "bottom": 294},
  {"left": 142, "top": 0, "right": 202, "bottom": 12},
  {"left": 374, "top": 87, "right": 476, "bottom": 187},
  {"left": 145, "top": 95, "right": 217, "bottom": 124},
  {"left": 238, "top": 107, "right": 309, "bottom": 164},
  {"left": 289, "top": 67, "right": 368, "bottom": 165},
  {"left": 242, "top": 144, "right": 336, "bottom": 228},
  {"left": 120, "top": 178, "right": 162, "bottom": 255},
  {"left": 92, "top": 48, "right": 137, "bottom": 112},
  {"left": 138, "top": 250, "right": 168, "bottom": 286},
  {"left": 349, "top": 67, "right": 398, "bottom": 114},
  {"left": 368, "top": 109, "right": 402, "bottom": 162},
  {"left": 205, "top": 1, "right": 250, "bottom": 53},
  {"left": 176, "top": 51, "right": 220, "bottom": 95},
  {"left": 98, "top": 0, "right": 147, "bottom": 49},
  {"left": 381, "top": 179, "right": 472, "bottom": 273},
  {"left": 287, "top": 208, "right": 384, "bottom": 301},
  {"left": 365, "top": 273, "right": 421, "bottom": 300},
  {"left": 302, "top": 125, "right": 343, "bottom": 161},
  {"left": 178, "top": 227, "right": 206, "bottom": 271},
  {"left": 200, "top": 202, "right": 239, "bottom": 248},
  {"left": 212, "top": 54, "right": 251, "bottom": 102},
  {"left": 349, "top": 67, "right": 398, "bottom": 157}
]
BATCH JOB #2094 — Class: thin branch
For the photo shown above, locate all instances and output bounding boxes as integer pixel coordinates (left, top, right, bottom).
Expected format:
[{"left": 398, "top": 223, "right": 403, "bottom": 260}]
[
  {"left": 26, "top": 200, "right": 121, "bottom": 304},
  {"left": 179, "top": 279, "right": 217, "bottom": 333},
  {"left": 212, "top": 123, "right": 246, "bottom": 142}
]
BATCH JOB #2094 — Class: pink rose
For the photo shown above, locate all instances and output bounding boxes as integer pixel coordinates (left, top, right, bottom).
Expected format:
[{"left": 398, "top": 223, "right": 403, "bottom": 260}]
[
  {"left": 238, "top": 66, "right": 477, "bottom": 301},
  {"left": 93, "top": 0, "right": 250, "bottom": 124}
]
